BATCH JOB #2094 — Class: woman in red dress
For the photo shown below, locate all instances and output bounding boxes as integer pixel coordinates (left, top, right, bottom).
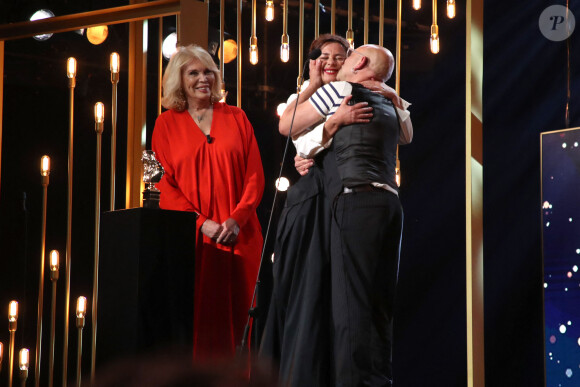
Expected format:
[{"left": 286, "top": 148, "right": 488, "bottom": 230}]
[{"left": 152, "top": 45, "right": 264, "bottom": 361}]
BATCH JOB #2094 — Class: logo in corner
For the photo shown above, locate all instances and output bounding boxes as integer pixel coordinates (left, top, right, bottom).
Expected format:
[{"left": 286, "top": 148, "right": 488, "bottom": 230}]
[{"left": 539, "top": 5, "right": 575, "bottom": 41}]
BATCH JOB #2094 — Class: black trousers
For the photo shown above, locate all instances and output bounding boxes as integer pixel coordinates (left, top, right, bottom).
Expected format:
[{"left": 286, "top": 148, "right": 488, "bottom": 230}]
[{"left": 331, "top": 189, "right": 403, "bottom": 387}]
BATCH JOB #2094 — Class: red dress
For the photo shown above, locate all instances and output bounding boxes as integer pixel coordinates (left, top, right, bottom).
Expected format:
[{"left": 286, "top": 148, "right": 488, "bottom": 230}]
[{"left": 152, "top": 102, "right": 264, "bottom": 361}]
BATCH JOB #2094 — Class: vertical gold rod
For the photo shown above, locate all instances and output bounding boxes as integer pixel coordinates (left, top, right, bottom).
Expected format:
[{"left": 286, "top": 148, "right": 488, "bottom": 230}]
[
  {"left": 379, "top": 0, "right": 384, "bottom": 46},
  {"left": 396, "top": 0, "right": 402, "bottom": 94},
  {"left": 315, "top": 0, "right": 320, "bottom": 38},
  {"left": 283, "top": 0, "right": 288, "bottom": 36},
  {"left": 331, "top": 0, "right": 336, "bottom": 35},
  {"left": 395, "top": 0, "right": 402, "bottom": 184},
  {"left": 9, "top": 330, "right": 16, "bottom": 387},
  {"left": 76, "top": 328, "right": 82, "bottom": 387},
  {"left": 466, "top": 0, "right": 485, "bottom": 385},
  {"left": 90, "top": 125, "right": 103, "bottom": 385},
  {"left": 237, "top": 0, "right": 242, "bottom": 107},
  {"left": 252, "top": 0, "right": 256, "bottom": 38},
  {"left": 110, "top": 77, "right": 118, "bottom": 211},
  {"left": 0, "top": 41, "right": 4, "bottom": 198},
  {"left": 63, "top": 74, "right": 75, "bottom": 387},
  {"left": 35, "top": 174, "right": 49, "bottom": 387},
  {"left": 348, "top": 0, "right": 353, "bottom": 30},
  {"left": 433, "top": 0, "right": 438, "bottom": 26},
  {"left": 158, "top": 18, "right": 163, "bottom": 116},
  {"left": 298, "top": 0, "right": 304, "bottom": 79},
  {"left": 346, "top": 0, "right": 353, "bottom": 46},
  {"left": 364, "top": 0, "right": 369, "bottom": 44},
  {"left": 48, "top": 278, "right": 58, "bottom": 387},
  {"left": 220, "top": 0, "right": 225, "bottom": 85}
]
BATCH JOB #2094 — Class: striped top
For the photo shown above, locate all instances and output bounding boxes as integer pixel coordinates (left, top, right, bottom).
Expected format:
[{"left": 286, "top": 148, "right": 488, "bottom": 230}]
[{"left": 309, "top": 81, "right": 353, "bottom": 118}]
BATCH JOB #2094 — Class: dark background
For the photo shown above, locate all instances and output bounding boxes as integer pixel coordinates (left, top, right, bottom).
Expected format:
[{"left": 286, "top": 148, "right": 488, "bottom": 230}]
[{"left": 0, "top": 0, "right": 578, "bottom": 386}]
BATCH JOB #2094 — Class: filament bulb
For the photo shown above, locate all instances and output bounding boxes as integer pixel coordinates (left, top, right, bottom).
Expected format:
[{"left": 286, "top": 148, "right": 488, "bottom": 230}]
[
  {"left": 430, "top": 25, "right": 440, "bottom": 54},
  {"left": 447, "top": 0, "right": 456, "bottom": 19},
  {"left": 249, "top": 36, "right": 258, "bottom": 65},
  {"left": 412, "top": 0, "right": 421, "bottom": 10},
  {"left": 346, "top": 30, "right": 354, "bottom": 49},
  {"left": 265, "top": 1, "right": 274, "bottom": 21}
]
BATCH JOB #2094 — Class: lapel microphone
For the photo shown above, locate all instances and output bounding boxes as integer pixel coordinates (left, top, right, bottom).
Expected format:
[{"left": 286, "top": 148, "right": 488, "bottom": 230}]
[{"left": 206, "top": 134, "right": 213, "bottom": 144}]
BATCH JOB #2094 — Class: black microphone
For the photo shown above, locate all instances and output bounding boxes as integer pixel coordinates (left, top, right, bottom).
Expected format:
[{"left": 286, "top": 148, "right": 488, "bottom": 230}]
[
  {"left": 308, "top": 48, "right": 322, "bottom": 60},
  {"left": 206, "top": 134, "right": 213, "bottom": 144}
]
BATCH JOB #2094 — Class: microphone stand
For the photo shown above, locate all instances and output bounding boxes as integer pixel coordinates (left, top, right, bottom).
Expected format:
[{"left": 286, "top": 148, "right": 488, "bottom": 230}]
[{"left": 237, "top": 49, "right": 321, "bottom": 356}]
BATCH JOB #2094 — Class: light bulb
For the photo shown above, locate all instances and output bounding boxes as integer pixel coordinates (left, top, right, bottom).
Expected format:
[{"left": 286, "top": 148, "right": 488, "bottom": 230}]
[
  {"left": 346, "top": 30, "right": 354, "bottom": 49},
  {"left": 95, "top": 102, "right": 105, "bottom": 124},
  {"left": 447, "top": 0, "right": 456, "bottom": 18},
  {"left": 19, "top": 348, "right": 29, "bottom": 370},
  {"left": 265, "top": 1, "right": 274, "bottom": 21},
  {"left": 395, "top": 168, "right": 401, "bottom": 187},
  {"left": 430, "top": 25, "right": 440, "bottom": 54},
  {"left": 30, "top": 9, "right": 54, "bottom": 41},
  {"left": 41, "top": 155, "right": 50, "bottom": 176},
  {"left": 110, "top": 52, "right": 120, "bottom": 74},
  {"left": 162, "top": 32, "right": 178, "bottom": 60},
  {"left": 280, "top": 44, "right": 289, "bottom": 62},
  {"left": 9, "top": 301, "right": 18, "bottom": 322},
  {"left": 413, "top": 0, "right": 421, "bottom": 10},
  {"left": 276, "top": 102, "right": 287, "bottom": 117},
  {"left": 220, "top": 88, "right": 227, "bottom": 103},
  {"left": 67, "top": 57, "right": 76, "bottom": 79},
  {"left": 0, "top": 342, "right": 3, "bottom": 362},
  {"left": 86, "top": 25, "right": 108, "bottom": 45},
  {"left": 280, "top": 34, "right": 289, "bottom": 62},
  {"left": 275, "top": 177, "right": 290, "bottom": 191},
  {"left": 50, "top": 250, "right": 59, "bottom": 271},
  {"left": 249, "top": 36, "right": 258, "bottom": 65},
  {"left": 76, "top": 297, "right": 87, "bottom": 318},
  {"left": 250, "top": 46, "right": 258, "bottom": 65}
]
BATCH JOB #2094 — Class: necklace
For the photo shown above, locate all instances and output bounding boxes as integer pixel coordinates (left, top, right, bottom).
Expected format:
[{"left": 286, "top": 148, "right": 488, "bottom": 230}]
[{"left": 191, "top": 105, "right": 212, "bottom": 123}]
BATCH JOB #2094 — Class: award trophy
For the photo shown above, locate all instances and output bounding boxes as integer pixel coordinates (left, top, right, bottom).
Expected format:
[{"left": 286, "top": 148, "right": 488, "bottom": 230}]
[{"left": 142, "top": 150, "right": 164, "bottom": 209}]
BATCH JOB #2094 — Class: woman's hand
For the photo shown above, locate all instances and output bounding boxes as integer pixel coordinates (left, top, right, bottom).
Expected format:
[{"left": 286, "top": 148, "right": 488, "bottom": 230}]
[
  {"left": 201, "top": 219, "right": 223, "bottom": 240},
  {"left": 216, "top": 218, "right": 240, "bottom": 246},
  {"left": 295, "top": 154, "right": 314, "bottom": 176},
  {"left": 308, "top": 59, "right": 324, "bottom": 90},
  {"left": 359, "top": 80, "right": 404, "bottom": 110}
]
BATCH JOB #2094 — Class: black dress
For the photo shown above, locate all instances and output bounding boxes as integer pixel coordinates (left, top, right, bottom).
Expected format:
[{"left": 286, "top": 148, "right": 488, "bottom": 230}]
[{"left": 260, "top": 163, "right": 334, "bottom": 387}]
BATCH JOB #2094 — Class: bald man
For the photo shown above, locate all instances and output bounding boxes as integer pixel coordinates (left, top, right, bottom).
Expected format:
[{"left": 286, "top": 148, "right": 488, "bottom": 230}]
[{"left": 291, "top": 45, "right": 411, "bottom": 387}]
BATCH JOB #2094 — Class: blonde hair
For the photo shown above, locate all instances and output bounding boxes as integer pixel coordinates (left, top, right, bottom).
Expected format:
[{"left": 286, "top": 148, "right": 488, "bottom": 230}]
[{"left": 161, "top": 44, "right": 223, "bottom": 111}]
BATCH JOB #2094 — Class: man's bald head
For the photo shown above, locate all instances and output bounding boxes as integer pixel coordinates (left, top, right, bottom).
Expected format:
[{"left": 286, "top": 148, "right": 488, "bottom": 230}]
[{"left": 338, "top": 44, "right": 395, "bottom": 83}]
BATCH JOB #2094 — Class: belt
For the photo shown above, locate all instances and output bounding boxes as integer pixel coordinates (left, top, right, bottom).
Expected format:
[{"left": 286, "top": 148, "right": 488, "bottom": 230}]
[{"left": 343, "top": 184, "right": 385, "bottom": 194}]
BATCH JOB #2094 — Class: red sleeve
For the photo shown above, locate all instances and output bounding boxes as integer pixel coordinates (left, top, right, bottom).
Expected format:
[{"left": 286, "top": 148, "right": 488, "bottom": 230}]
[
  {"left": 229, "top": 109, "right": 265, "bottom": 228},
  {"left": 152, "top": 113, "right": 208, "bottom": 226}
]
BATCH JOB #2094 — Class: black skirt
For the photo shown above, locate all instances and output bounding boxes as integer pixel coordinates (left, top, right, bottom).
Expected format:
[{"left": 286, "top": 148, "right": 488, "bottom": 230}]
[{"left": 260, "top": 165, "right": 334, "bottom": 387}]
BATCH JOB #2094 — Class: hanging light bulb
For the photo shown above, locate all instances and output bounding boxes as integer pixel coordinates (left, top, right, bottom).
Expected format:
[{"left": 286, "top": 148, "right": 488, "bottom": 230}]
[
  {"left": 281, "top": 0, "right": 289, "bottom": 62},
  {"left": 430, "top": 24, "right": 440, "bottom": 54},
  {"left": 430, "top": 1, "right": 439, "bottom": 54},
  {"left": 346, "top": 30, "right": 354, "bottom": 49},
  {"left": 30, "top": 9, "right": 55, "bottom": 41},
  {"left": 412, "top": 0, "right": 421, "bottom": 10},
  {"left": 276, "top": 102, "right": 287, "bottom": 117},
  {"left": 280, "top": 34, "right": 290, "bottom": 62},
  {"left": 249, "top": 39, "right": 258, "bottom": 65},
  {"left": 447, "top": 0, "right": 456, "bottom": 19},
  {"left": 275, "top": 177, "right": 290, "bottom": 192},
  {"left": 250, "top": 0, "right": 258, "bottom": 65},
  {"left": 265, "top": 1, "right": 274, "bottom": 21}
]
